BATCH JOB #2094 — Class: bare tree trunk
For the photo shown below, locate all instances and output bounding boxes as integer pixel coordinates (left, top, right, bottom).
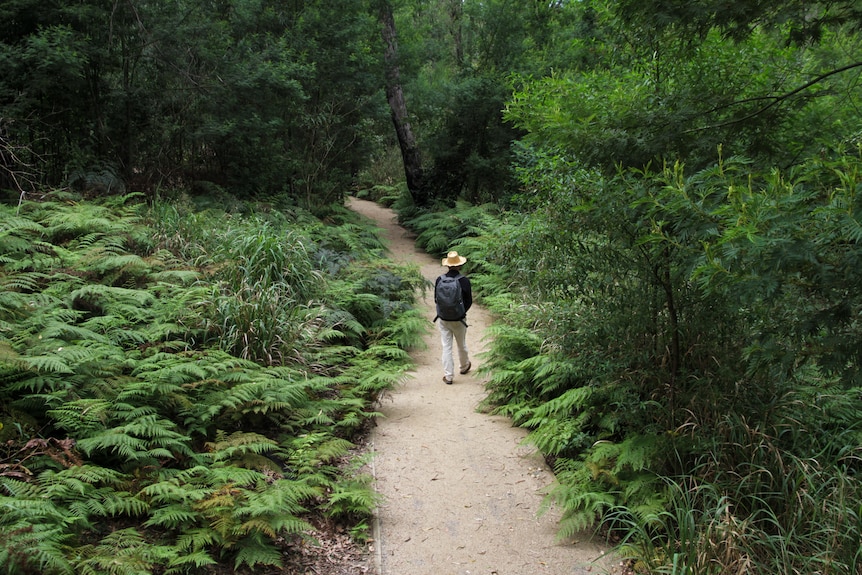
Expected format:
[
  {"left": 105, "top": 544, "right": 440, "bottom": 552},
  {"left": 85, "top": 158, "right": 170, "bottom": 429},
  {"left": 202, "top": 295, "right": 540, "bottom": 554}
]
[{"left": 379, "top": 0, "right": 427, "bottom": 206}]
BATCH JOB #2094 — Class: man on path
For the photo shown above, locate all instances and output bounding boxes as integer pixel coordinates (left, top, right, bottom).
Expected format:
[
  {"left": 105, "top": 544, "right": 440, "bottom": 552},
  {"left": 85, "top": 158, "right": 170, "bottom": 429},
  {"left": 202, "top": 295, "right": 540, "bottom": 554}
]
[{"left": 434, "top": 251, "right": 472, "bottom": 384}]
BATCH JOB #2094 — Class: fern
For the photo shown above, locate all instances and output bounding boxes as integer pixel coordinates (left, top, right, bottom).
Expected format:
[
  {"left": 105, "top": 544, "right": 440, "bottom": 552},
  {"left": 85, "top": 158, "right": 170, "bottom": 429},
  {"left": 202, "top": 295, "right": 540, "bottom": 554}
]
[
  {"left": 17, "top": 354, "right": 75, "bottom": 374},
  {"left": 1, "top": 192, "right": 431, "bottom": 572},
  {"left": 215, "top": 374, "right": 310, "bottom": 416},
  {"left": 165, "top": 538, "right": 218, "bottom": 573},
  {"left": 206, "top": 431, "right": 278, "bottom": 463},
  {"left": 73, "top": 528, "right": 176, "bottom": 575},
  {"left": 324, "top": 458, "right": 380, "bottom": 523},
  {"left": 546, "top": 458, "right": 618, "bottom": 539},
  {"left": 0, "top": 477, "right": 78, "bottom": 574},
  {"left": 0, "top": 518, "right": 74, "bottom": 575},
  {"left": 74, "top": 408, "right": 193, "bottom": 463},
  {"left": 138, "top": 472, "right": 211, "bottom": 505},
  {"left": 68, "top": 284, "right": 156, "bottom": 315},
  {"left": 143, "top": 504, "right": 201, "bottom": 530},
  {"left": 192, "top": 471, "right": 316, "bottom": 547},
  {"left": 231, "top": 533, "right": 285, "bottom": 569}
]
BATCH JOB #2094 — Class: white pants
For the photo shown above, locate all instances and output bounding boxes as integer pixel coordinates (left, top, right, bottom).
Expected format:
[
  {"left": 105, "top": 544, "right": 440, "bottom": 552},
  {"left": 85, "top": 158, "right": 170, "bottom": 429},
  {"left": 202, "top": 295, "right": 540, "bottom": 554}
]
[{"left": 438, "top": 319, "right": 470, "bottom": 379}]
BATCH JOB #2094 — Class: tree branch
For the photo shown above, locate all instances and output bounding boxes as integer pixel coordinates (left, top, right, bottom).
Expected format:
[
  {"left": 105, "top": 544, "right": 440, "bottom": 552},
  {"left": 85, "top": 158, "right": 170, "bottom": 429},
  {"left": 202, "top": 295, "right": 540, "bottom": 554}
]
[{"left": 685, "top": 61, "right": 862, "bottom": 133}]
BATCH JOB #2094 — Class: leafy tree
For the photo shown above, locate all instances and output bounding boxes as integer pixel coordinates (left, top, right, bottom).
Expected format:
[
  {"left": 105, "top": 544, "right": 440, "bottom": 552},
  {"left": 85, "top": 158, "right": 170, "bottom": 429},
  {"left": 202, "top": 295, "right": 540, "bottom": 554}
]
[
  {"left": 455, "top": 146, "right": 862, "bottom": 572},
  {"left": 393, "top": 0, "right": 581, "bottom": 205},
  {"left": 503, "top": 0, "right": 862, "bottom": 180},
  {"left": 612, "top": 0, "right": 862, "bottom": 43},
  {"left": 0, "top": 0, "right": 387, "bottom": 210}
]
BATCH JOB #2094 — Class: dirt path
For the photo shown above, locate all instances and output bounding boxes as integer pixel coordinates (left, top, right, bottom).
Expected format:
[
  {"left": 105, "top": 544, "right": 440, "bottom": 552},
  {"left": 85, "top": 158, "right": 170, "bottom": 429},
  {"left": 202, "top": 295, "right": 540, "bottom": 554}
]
[{"left": 348, "top": 198, "right": 617, "bottom": 575}]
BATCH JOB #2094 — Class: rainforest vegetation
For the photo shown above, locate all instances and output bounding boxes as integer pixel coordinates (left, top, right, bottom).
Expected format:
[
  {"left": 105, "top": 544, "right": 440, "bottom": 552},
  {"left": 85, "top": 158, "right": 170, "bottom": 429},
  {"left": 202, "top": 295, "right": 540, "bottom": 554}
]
[{"left": 2, "top": 0, "right": 862, "bottom": 574}]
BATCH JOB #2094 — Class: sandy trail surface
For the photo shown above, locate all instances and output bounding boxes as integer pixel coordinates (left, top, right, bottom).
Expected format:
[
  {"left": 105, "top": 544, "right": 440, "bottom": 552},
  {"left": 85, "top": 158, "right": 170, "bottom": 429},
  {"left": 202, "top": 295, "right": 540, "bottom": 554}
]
[{"left": 348, "top": 198, "right": 617, "bottom": 575}]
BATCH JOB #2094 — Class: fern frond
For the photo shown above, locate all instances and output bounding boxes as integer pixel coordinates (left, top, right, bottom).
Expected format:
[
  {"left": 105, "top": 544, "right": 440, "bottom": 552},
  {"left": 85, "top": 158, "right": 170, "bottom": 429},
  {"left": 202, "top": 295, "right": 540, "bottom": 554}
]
[
  {"left": 232, "top": 535, "right": 283, "bottom": 568},
  {"left": 528, "top": 386, "right": 594, "bottom": 420},
  {"left": 173, "top": 527, "right": 218, "bottom": 553},
  {"left": 238, "top": 478, "right": 317, "bottom": 526},
  {"left": 149, "top": 268, "right": 200, "bottom": 284},
  {"left": 354, "top": 368, "right": 410, "bottom": 394},
  {"left": 138, "top": 477, "right": 210, "bottom": 505},
  {"left": 206, "top": 432, "right": 278, "bottom": 462},
  {"left": 0, "top": 518, "right": 73, "bottom": 575},
  {"left": 100, "top": 490, "right": 150, "bottom": 517},
  {"left": 0, "top": 270, "right": 45, "bottom": 292},
  {"left": 48, "top": 398, "right": 111, "bottom": 435},
  {"left": 360, "top": 344, "right": 410, "bottom": 362},
  {"left": 83, "top": 252, "right": 151, "bottom": 276},
  {"left": 164, "top": 549, "right": 217, "bottom": 573},
  {"left": 527, "top": 410, "right": 592, "bottom": 456},
  {"left": 42, "top": 201, "right": 130, "bottom": 240},
  {"left": 546, "top": 458, "right": 617, "bottom": 539},
  {"left": 325, "top": 475, "right": 380, "bottom": 519},
  {"left": 18, "top": 354, "right": 74, "bottom": 374},
  {"left": 74, "top": 430, "right": 146, "bottom": 460},
  {"left": 73, "top": 527, "right": 173, "bottom": 575},
  {"left": 143, "top": 504, "right": 201, "bottom": 529},
  {"left": 213, "top": 370, "right": 311, "bottom": 416}
]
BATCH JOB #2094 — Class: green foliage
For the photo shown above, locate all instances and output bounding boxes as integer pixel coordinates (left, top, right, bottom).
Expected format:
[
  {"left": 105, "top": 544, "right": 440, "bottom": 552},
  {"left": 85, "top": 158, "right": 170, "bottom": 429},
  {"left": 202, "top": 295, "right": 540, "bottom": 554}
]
[
  {"left": 458, "top": 143, "right": 862, "bottom": 572},
  {"left": 0, "top": 191, "right": 424, "bottom": 573},
  {"left": 389, "top": 2, "right": 862, "bottom": 572},
  {"left": 606, "top": 400, "right": 862, "bottom": 575},
  {"left": 505, "top": 7, "right": 862, "bottom": 176},
  {"left": 395, "top": 0, "right": 585, "bottom": 205},
  {"left": 0, "top": 0, "right": 388, "bottom": 209},
  {"left": 612, "top": 0, "right": 862, "bottom": 43},
  {"left": 404, "top": 201, "right": 502, "bottom": 262}
]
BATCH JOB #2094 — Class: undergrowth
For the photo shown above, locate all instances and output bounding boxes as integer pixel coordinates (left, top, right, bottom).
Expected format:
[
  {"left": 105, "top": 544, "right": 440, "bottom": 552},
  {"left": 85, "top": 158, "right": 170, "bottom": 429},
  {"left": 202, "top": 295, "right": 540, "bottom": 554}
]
[{"left": 0, "top": 190, "right": 426, "bottom": 574}]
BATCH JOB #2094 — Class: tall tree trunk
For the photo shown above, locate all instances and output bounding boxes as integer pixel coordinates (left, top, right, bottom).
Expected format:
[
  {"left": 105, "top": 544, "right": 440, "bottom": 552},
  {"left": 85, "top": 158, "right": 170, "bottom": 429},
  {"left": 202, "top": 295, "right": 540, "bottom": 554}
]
[{"left": 379, "top": 0, "right": 427, "bottom": 206}]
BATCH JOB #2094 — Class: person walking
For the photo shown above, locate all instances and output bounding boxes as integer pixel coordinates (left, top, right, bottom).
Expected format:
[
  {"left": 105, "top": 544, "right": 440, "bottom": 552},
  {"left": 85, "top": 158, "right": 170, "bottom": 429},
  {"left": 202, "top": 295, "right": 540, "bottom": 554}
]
[{"left": 434, "top": 251, "right": 472, "bottom": 384}]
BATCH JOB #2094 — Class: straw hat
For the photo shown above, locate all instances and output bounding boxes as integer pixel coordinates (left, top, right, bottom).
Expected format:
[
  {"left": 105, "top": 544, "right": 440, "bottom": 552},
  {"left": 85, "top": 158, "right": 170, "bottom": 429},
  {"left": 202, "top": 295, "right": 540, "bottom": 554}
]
[{"left": 442, "top": 250, "right": 467, "bottom": 267}]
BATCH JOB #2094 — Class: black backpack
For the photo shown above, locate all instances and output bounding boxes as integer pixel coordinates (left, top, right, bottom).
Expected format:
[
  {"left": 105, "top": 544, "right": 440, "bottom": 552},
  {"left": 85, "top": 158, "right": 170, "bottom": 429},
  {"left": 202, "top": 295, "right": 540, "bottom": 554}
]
[{"left": 434, "top": 273, "right": 465, "bottom": 321}]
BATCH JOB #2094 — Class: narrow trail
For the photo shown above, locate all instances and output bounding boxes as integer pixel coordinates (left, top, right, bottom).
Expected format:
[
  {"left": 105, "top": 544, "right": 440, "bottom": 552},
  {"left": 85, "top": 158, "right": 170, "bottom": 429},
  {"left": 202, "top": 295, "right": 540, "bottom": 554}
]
[{"left": 348, "top": 198, "right": 617, "bottom": 575}]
